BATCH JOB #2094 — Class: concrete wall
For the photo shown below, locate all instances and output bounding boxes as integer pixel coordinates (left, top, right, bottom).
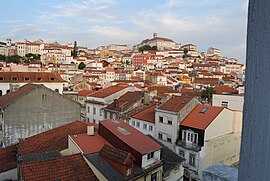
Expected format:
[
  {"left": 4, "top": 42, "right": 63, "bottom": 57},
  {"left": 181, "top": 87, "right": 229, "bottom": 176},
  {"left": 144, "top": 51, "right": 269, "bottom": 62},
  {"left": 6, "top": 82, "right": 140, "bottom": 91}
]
[
  {"left": 204, "top": 109, "right": 234, "bottom": 141},
  {"left": 165, "top": 164, "right": 184, "bottom": 181},
  {"left": 0, "top": 168, "right": 17, "bottom": 181},
  {"left": 129, "top": 118, "right": 155, "bottom": 137},
  {"left": 212, "top": 94, "right": 244, "bottom": 112},
  {"left": 2, "top": 86, "right": 80, "bottom": 146},
  {"left": 141, "top": 150, "right": 161, "bottom": 168}
]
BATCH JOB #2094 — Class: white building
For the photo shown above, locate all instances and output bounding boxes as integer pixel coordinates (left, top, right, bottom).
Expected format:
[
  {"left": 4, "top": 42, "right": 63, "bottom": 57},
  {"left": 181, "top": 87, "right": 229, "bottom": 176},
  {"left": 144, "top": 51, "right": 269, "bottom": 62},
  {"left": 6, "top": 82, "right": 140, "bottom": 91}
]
[
  {"left": 212, "top": 94, "right": 244, "bottom": 111},
  {"left": 86, "top": 85, "right": 140, "bottom": 124},
  {"left": 129, "top": 105, "right": 157, "bottom": 137},
  {"left": 0, "top": 72, "right": 66, "bottom": 96},
  {"left": 155, "top": 96, "right": 199, "bottom": 151},
  {"left": 177, "top": 104, "right": 242, "bottom": 180}
]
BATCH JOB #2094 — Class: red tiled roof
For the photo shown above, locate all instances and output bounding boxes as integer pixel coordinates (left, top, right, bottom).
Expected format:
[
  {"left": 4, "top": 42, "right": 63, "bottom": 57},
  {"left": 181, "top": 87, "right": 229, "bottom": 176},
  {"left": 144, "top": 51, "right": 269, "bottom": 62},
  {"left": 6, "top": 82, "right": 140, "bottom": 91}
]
[
  {"left": 105, "top": 91, "right": 143, "bottom": 112},
  {"left": 18, "top": 121, "right": 92, "bottom": 155},
  {"left": 78, "top": 90, "right": 95, "bottom": 96},
  {"left": 0, "top": 72, "right": 66, "bottom": 83},
  {"left": 181, "top": 104, "right": 224, "bottom": 130},
  {"left": 89, "top": 84, "right": 128, "bottom": 98},
  {"left": 0, "top": 84, "right": 38, "bottom": 108},
  {"left": 132, "top": 104, "right": 157, "bottom": 123},
  {"left": 158, "top": 96, "right": 195, "bottom": 112},
  {"left": 21, "top": 154, "right": 98, "bottom": 181},
  {"left": 100, "top": 144, "right": 134, "bottom": 165},
  {"left": 99, "top": 120, "right": 162, "bottom": 154},
  {"left": 214, "top": 85, "right": 237, "bottom": 94},
  {"left": 0, "top": 144, "right": 17, "bottom": 173},
  {"left": 193, "top": 78, "right": 220, "bottom": 85},
  {"left": 69, "top": 133, "right": 112, "bottom": 154}
]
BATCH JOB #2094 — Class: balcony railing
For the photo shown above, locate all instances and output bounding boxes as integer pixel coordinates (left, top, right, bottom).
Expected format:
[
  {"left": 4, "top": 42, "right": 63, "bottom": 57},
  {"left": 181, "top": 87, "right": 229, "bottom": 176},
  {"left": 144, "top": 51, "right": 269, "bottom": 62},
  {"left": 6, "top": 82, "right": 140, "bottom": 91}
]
[{"left": 176, "top": 140, "right": 201, "bottom": 152}]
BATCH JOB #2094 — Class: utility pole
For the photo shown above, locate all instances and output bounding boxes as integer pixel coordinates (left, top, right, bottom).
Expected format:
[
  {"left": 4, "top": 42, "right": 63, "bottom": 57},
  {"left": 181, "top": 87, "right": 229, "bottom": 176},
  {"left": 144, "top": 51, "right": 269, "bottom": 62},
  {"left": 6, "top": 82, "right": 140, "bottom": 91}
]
[{"left": 239, "top": 0, "right": 270, "bottom": 180}]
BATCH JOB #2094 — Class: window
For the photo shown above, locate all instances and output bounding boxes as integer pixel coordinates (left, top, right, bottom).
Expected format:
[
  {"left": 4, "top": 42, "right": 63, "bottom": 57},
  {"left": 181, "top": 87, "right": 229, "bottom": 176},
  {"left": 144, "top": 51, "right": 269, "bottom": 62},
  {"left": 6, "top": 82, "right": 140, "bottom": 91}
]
[
  {"left": 99, "top": 110, "right": 102, "bottom": 116},
  {"left": 143, "top": 124, "right": 147, "bottom": 130},
  {"left": 12, "top": 77, "right": 17, "bottom": 81},
  {"left": 136, "top": 122, "right": 140, "bottom": 127},
  {"left": 0, "top": 77, "right": 3, "bottom": 81},
  {"left": 37, "top": 77, "right": 42, "bottom": 81},
  {"left": 110, "top": 112, "right": 113, "bottom": 119},
  {"left": 183, "top": 130, "right": 198, "bottom": 144},
  {"left": 158, "top": 133, "right": 163, "bottom": 140},
  {"left": 24, "top": 77, "right": 30, "bottom": 81},
  {"left": 55, "top": 89, "right": 59, "bottom": 92},
  {"left": 221, "top": 101, "right": 228, "bottom": 108},
  {"left": 0, "top": 123, "right": 2, "bottom": 131},
  {"left": 87, "top": 107, "right": 90, "bottom": 113},
  {"left": 151, "top": 172, "right": 158, "bottom": 181},
  {"left": 93, "top": 107, "right": 96, "bottom": 115},
  {"left": 189, "top": 153, "right": 196, "bottom": 167},
  {"left": 167, "top": 137, "right": 172, "bottom": 143},
  {"left": 179, "top": 150, "right": 185, "bottom": 158},
  {"left": 132, "top": 120, "right": 135, "bottom": 126},
  {"left": 50, "top": 77, "right": 55, "bottom": 81},
  {"left": 126, "top": 168, "right": 132, "bottom": 176},
  {"left": 168, "top": 120, "right": 172, "bottom": 125},
  {"left": 0, "top": 90, "right": 2, "bottom": 96},
  {"left": 159, "top": 116, "right": 163, "bottom": 123},
  {"left": 200, "top": 107, "right": 208, "bottom": 113},
  {"left": 42, "top": 94, "right": 47, "bottom": 100},
  {"left": 149, "top": 125, "right": 153, "bottom": 131},
  {"left": 147, "top": 152, "right": 154, "bottom": 160}
]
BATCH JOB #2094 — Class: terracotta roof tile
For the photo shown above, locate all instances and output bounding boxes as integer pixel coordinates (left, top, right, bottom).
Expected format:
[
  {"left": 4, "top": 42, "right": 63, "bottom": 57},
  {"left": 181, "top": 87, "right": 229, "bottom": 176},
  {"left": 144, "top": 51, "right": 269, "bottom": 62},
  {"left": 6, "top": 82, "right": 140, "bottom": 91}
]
[
  {"left": 181, "top": 104, "right": 224, "bottom": 130},
  {"left": 18, "top": 121, "right": 93, "bottom": 155},
  {"left": 99, "top": 120, "right": 162, "bottom": 154},
  {"left": 69, "top": 133, "right": 112, "bottom": 154},
  {"left": 132, "top": 104, "right": 157, "bottom": 123},
  {"left": 78, "top": 90, "right": 95, "bottom": 96},
  {"left": 0, "top": 144, "right": 17, "bottom": 173},
  {"left": 214, "top": 85, "right": 237, "bottom": 94},
  {"left": 158, "top": 96, "right": 194, "bottom": 112},
  {"left": 105, "top": 91, "right": 143, "bottom": 112},
  {"left": 100, "top": 144, "right": 134, "bottom": 165},
  {"left": 89, "top": 84, "right": 129, "bottom": 98},
  {"left": 21, "top": 154, "right": 98, "bottom": 181},
  {"left": 0, "top": 84, "right": 38, "bottom": 108},
  {"left": 0, "top": 72, "right": 66, "bottom": 83},
  {"left": 193, "top": 78, "right": 220, "bottom": 85}
]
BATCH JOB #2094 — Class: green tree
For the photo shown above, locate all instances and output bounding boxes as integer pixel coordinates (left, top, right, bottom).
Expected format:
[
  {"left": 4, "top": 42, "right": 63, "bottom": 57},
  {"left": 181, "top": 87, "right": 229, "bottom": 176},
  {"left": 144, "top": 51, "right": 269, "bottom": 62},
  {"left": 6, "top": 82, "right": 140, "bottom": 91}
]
[
  {"left": 7, "top": 55, "right": 21, "bottom": 64},
  {"left": 0, "top": 55, "right": 6, "bottom": 61},
  {"left": 78, "top": 62, "right": 86, "bottom": 69},
  {"left": 138, "top": 45, "right": 157, "bottom": 52},
  {"left": 182, "top": 48, "right": 189, "bottom": 58},
  {"left": 72, "top": 41, "right": 78, "bottom": 58},
  {"left": 201, "top": 87, "right": 216, "bottom": 102},
  {"left": 24, "top": 53, "right": 41, "bottom": 63}
]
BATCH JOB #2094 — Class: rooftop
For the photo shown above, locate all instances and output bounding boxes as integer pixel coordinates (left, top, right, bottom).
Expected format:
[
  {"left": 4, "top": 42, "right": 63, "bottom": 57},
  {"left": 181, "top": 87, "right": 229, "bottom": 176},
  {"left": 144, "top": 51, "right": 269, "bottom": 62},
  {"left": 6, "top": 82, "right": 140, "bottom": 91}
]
[
  {"left": 158, "top": 95, "right": 195, "bottom": 113},
  {"left": 69, "top": 133, "right": 112, "bottom": 154},
  {"left": 21, "top": 154, "right": 98, "bottom": 181},
  {"left": 18, "top": 121, "right": 92, "bottom": 155},
  {"left": 99, "top": 120, "right": 162, "bottom": 154},
  {"left": 181, "top": 104, "right": 224, "bottom": 130},
  {"left": 0, "top": 144, "right": 17, "bottom": 173},
  {"left": 0, "top": 72, "right": 66, "bottom": 83},
  {"left": 89, "top": 84, "right": 129, "bottom": 98},
  {"left": 132, "top": 104, "right": 157, "bottom": 123}
]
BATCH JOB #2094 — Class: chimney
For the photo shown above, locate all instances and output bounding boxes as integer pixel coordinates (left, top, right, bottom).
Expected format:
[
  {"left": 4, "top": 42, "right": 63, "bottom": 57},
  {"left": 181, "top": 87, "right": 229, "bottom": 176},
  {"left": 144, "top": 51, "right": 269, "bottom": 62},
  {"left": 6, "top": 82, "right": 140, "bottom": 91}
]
[
  {"left": 153, "top": 33, "right": 157, "bottom": 38},
  {"left": 87, "top": 126, "right": 94, "bottom": 136}
]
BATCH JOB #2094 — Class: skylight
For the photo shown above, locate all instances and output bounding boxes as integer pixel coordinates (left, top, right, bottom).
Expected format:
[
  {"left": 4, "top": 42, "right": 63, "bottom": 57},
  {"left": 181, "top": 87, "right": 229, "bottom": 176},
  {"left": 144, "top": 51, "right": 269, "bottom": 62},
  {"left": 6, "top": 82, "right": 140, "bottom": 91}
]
[
  {"left": 117, "top": 127, "right": 130, "bottom": 135},
  {"left": 200, "top": 107, "right": 208, "bottom": 113}
]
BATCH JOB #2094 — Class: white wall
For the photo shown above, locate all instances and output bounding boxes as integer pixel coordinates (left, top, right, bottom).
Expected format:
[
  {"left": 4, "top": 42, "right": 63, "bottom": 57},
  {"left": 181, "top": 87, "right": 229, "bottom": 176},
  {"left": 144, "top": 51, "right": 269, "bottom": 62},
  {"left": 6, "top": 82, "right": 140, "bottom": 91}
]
[
  {"left": 129, "top": 118, "right": 155, "bottom": 136},
  {"left": 0, "top": 168, "right": 17, "bottom": 181},
  {"left": 212, "top": 94, "right": 244, "bottom": 112},
  {"left": 141, "top": 150, "right": 161, "bottom": 168}
]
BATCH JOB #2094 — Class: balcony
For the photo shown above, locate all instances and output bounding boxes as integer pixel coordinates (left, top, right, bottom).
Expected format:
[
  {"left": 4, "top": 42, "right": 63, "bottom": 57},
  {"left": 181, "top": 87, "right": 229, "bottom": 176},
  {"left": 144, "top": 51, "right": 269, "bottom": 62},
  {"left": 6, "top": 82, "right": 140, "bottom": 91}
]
[{"left": 176, "top": 140, "right": 201, "bottom": 152}]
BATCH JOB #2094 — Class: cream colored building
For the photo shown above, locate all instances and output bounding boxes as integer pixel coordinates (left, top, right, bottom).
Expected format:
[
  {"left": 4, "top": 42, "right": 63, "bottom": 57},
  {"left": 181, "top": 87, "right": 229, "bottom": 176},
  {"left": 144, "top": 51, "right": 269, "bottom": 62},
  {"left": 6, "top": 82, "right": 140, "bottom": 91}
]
[{"left": 177, "top": 104, "right": 242, "bottom": 180}]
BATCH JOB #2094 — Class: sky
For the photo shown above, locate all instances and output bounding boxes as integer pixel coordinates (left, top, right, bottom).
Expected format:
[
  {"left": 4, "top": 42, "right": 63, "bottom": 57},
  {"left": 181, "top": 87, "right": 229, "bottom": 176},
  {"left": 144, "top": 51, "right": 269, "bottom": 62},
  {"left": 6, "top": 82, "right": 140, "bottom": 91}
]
[{"left": 0, "top": 0, "right": 248, "bottom": 62}]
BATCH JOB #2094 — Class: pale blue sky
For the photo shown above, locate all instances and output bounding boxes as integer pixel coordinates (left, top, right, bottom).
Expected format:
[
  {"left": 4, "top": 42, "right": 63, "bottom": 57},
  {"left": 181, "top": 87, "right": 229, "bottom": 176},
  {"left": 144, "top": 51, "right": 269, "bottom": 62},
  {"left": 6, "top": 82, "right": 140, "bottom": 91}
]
[{"left": 0, "top": 0, "right": 248, "bottom": 62}]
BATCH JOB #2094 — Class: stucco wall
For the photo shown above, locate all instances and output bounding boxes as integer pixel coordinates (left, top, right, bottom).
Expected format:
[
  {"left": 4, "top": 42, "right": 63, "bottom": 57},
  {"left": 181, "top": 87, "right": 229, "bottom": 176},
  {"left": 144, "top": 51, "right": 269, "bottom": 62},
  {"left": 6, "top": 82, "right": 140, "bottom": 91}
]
[{"left": 2, "top": 86, "right": 80, "bottom": 146}]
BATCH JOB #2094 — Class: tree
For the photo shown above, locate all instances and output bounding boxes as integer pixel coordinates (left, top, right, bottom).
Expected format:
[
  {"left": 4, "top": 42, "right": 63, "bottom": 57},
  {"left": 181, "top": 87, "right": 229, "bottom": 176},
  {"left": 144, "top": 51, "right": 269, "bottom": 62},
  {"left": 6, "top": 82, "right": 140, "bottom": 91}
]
[
  {"left": 6, "top": 55, "right": 21, "bottom": 64},
  {"left": 138, "top": 45, "right": 157, "bottom": 52},
  {"left": 78, "top": 62, "right": 86, "bottom": 69},
  {"left": 72, "top": 41, "right": 78, "bottom": 58},
  {"left": 182, "top": 48, "right": 189, "bottom": 58},
  {"left": 201, "top": 87, "right": 216, "bottom": 103},
  {"left": 24, "top": 53, "right": 41, "bottom": 63},
  {"left": 0, "top": 55, "right": 6, "bottom": 61}
]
